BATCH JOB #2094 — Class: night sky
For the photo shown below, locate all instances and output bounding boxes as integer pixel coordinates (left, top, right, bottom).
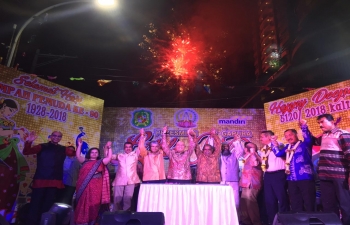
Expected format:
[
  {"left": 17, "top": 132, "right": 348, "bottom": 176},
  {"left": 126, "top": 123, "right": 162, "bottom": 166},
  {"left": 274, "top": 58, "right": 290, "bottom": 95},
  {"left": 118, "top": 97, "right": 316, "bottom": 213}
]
[{"left": 1, "top": 0, "right": 349, "bottom": 108}]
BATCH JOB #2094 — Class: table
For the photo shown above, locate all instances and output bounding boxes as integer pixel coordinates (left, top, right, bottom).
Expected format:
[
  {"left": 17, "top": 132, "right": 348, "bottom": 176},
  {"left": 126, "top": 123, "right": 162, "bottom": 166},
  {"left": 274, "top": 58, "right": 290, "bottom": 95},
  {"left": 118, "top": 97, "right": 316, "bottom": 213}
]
[{"left": 137, "top": 184, "right": 239, "bottom": 225}]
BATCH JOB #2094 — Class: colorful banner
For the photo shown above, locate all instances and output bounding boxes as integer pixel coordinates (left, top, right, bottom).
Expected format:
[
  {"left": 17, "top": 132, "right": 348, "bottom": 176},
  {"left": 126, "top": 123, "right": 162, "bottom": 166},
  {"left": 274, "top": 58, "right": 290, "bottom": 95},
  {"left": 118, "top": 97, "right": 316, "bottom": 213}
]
[
  {"left": 264, "top": 80, "right": 350, "bottom": 152},
  {"left": 101, "top": 107, "right": 266, "bottom": 175},
  {"left": 0, "top": 66, "right": 104, "bottom": 222}
]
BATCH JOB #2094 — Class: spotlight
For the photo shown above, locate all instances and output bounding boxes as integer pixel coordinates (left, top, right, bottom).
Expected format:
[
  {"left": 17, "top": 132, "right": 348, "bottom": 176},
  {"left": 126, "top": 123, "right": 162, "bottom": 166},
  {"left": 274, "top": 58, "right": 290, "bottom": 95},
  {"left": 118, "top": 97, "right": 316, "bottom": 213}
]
[{"left": 40, "top": 203, "right": 73, "bottom": 225}]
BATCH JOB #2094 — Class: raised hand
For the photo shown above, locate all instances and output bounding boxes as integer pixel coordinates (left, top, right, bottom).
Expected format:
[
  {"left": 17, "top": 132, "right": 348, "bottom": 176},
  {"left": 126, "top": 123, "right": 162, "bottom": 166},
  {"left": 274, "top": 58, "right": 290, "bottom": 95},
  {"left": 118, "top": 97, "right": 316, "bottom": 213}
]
[
  {"left": 105, "top": 141, "right": 112, "bottom": 149},
  {"left": 210, "top": 128, "right": 216, "bottom": 136},
  {"left": 77, "top": 138, "right": 83, "bottom": 147},
  {"left": 187, "top": 128, "right": 196, "bottom": 137},
  {"left": 162, "top": 126, "right": 168, "bottom": 134},
  {"left": 299, "top": 119, "right": 307, "bottom": 127},
  {"left": 27, "top": 131, "right": 38, "bottom": 142},
  {"left": 233, "top": 133, "right": 241, "bottom": 142}
]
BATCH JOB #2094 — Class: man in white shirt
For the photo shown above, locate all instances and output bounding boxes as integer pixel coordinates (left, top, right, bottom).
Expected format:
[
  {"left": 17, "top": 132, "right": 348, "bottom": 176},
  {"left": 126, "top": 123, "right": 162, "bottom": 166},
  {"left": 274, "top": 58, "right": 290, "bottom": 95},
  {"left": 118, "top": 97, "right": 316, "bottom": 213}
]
[{"left": 259, "top": 130, "right": 288, "bottom": 225}]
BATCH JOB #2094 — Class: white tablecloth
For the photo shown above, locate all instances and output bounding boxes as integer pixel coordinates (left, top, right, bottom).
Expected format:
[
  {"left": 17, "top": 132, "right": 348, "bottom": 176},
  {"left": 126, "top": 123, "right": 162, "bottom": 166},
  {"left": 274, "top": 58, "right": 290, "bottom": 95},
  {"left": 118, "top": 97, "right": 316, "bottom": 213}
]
[{"left": 137, "top": 184, "right": 239, "bottom": 225}]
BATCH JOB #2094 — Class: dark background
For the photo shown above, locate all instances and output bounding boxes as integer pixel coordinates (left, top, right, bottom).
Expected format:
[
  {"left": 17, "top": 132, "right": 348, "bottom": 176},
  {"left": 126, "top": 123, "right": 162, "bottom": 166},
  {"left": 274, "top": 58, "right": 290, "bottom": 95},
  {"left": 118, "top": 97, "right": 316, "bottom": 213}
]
[{"left": 1, "top": 0, "right": 350, "bottom": 108}]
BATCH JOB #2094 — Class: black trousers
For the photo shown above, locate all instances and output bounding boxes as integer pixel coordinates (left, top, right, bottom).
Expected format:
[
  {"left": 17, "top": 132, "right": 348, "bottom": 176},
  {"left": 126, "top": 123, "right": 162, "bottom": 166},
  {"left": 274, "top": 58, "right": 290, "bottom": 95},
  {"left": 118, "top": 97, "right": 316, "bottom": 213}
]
[
  {"left": 264, "top": 170, "right": 289, "bottom": 224},
  {"left": 320, "top": 179, "right": 350, "bottom": 225},
  {"left": 59, "top": 185, "right": 76, "bottom": 205},
  {"left": 27, "top": 187, "right": 60, "bottom": 225},
  {"left": 288, "top": 179, "right": 315, "bottom": 212}
]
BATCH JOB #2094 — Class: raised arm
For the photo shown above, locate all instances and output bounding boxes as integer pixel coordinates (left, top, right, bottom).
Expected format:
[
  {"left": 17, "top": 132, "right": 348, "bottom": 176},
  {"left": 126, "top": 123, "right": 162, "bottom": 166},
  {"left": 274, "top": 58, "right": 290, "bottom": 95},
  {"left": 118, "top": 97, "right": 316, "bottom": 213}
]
[
  {"left": 161, "top": 126, "right": 170, "bottom": 156},
  {"left": 210, "top": 128, "right": 221, "bottom": 157},
  {"left": 195, "top": 138, "right": 202, "bottom": 156},
  {"left": 298, "top": 119, "right": 314, "bottom": 155},
  {"left": 23, "top": 131, "right": 42, "bottom": 155},
  {"left": 102, "top": 141, "right": 113, "bottom": 165},
  {"left": 76, "top": 138, "right": 85, "bottom": 164},
  {"left": 299, "top": 119, "right": 317, "bottom": 147},
  {"left": 138, "top": 128, "right": 148, "bottom": 158},
  {"left": 230, "top": 134, "right": 244, "bottom": 159},
  {"left": 187, "top": 128, "right": 196, "bottom": 155},
  {"left": 270, "top": 135, "right": 286, "bottom": 157}
]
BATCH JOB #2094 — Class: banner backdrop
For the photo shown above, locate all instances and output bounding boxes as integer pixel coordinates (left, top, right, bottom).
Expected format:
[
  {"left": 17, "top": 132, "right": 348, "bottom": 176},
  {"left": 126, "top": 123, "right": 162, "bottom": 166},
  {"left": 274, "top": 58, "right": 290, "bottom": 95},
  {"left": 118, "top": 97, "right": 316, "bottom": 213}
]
[
  {"left": 0, "top": 66, "right": 104, "bottom": 222},
  {"left": 264, "top": 80, "right": 350, "bottom": 152},
  {"left": 101, "top": 107, "right": 266, "bottom": 175}
]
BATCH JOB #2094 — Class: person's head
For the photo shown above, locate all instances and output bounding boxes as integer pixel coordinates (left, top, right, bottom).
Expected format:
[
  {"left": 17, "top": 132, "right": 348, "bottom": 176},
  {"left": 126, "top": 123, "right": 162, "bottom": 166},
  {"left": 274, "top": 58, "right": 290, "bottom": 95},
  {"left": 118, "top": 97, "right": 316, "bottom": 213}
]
[
  {"left": 174, "top": 141, "right": 185, "bottom": 153},
  {"left": 50, "top": 131, "right": 63, "bottom": 144},
  {"left": 67, "top": 146, "right": 76, "bottom": 158},
  {"left": 244, "top": 142, "right": 258, "bottom": 154},
  {"left": 221, "top": 142, "right": 230, "bottom": 155},
  {"left": 124, "top": 142, "right": 133, "bottom": 154},
  {"left": 284, "top": 129, "right": 299, "bottom": 145},
  {"left": 317, "top": 114, "right": 335, "bottom": 132},
  {"left": 203, "top": 144, "right": 214, "bottom": 156},
  {"left": 86, "top": 147, "right": 101, "bottom": 160},
  {"left": 260, "top": 130, "right": 274, "bottom": 145},
  {"left": 0, "top": 99, "right": 18, "bottom": 118},
  {"left": 149, "top": 141, "right": 160, "bottom": 153}
]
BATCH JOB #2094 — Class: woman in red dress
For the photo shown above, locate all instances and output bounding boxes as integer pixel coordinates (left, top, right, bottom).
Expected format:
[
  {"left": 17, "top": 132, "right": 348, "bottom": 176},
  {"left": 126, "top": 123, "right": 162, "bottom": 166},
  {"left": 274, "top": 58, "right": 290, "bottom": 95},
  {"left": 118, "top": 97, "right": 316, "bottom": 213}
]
[{"left": 74, "top": 138, "right": 112, "bottom": 225}]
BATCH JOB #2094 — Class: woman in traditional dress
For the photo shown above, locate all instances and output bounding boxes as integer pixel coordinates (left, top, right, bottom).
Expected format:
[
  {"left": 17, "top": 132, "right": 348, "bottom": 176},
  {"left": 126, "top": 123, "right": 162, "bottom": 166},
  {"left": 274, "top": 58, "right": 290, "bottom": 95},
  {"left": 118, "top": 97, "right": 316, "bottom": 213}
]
[
  {"left": 74, "top": 138, "right": 112, "bottom": 225},
  {"left": 0, "top": 98, "right": 28, "bottom": 220}
]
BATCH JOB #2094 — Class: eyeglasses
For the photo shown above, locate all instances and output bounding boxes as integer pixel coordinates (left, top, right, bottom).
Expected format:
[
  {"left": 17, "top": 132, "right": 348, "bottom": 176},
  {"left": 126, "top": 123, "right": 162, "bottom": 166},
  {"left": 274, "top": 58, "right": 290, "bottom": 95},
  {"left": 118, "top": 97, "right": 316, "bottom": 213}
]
[{"left": 51, "top": 135, "right": 62, "bottom": 138}]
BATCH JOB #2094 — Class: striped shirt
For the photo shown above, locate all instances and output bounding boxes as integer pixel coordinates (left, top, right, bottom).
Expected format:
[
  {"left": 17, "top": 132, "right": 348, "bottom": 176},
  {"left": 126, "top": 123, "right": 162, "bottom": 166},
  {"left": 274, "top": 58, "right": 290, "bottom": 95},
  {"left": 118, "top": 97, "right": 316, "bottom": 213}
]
[{"left": 314, "top": 127, "right": 350, "bottom": 180}]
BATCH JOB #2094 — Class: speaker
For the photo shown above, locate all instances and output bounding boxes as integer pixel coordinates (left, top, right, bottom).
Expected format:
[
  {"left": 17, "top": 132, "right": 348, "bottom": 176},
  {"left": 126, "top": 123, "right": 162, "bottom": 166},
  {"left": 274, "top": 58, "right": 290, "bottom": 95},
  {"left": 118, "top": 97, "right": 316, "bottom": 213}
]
[
  {"left": 273, "top": 212, "right": 342, "bottom": 225},
  {"left": 100, "top": 211, "right": 165, "bottom": 225},
  {"left": 40, "top": 212, "right": 56, "bottom": 225}
]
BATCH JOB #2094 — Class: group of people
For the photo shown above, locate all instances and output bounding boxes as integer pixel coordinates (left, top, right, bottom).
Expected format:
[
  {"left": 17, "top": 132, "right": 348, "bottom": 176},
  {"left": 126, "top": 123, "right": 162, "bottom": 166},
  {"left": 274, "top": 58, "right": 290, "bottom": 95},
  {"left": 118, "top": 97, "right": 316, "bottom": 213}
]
[
  {"left": 255, "top": 114, "right": 350, "bottom": 225},
  {"left": 21, "top": 113, "right": 350, "bottom": 225}
]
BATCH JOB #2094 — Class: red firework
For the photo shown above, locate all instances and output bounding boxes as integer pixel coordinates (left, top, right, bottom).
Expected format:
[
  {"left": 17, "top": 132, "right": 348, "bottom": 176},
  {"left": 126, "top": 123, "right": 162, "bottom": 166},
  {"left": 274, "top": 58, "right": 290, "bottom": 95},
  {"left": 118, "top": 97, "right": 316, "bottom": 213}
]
[{"left": 140, "top": 23, "right": 224, "bottom": 93}]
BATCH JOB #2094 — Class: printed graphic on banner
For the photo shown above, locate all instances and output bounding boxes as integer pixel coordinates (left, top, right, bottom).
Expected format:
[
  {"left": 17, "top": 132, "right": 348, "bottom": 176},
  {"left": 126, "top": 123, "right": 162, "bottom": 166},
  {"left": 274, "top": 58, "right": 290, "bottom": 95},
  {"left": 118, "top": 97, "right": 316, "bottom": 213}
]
[
  {"left": 101, "top": 107, "right": 266, "bottom": 173},
  {"left": 264, "top": 80, "right": 350, "bottom": 155},
  {"left": 174, "top": 108, "right": 199, "bottom": 128},
  {"left": 0, "top": 67, "right": 104, "bottom": 223},
  {"left": 130, "top": 109, "right": 153, "bottom": 128}
]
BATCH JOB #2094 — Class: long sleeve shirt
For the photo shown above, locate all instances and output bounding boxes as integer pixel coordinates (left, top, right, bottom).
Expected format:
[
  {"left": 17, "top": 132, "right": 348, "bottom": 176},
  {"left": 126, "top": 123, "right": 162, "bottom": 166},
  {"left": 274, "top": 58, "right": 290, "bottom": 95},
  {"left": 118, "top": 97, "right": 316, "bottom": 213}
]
[
  {"left": 313, "top": 126, "right": 350, "bottom": 181},
  {"left": 195, "top": 134, "right": 221, "bottom": 183},
  {"left": 113, "top": 151, "right": 141, "bottom": 186},
  {"left": 220, "top": 140, "right": 244, "bottom": 182},
  {"left": 23, "top": 141, "right": 75, "bottom": 188},
  {"left": 139, "top": 137, "right": 166, "bottom": 181},
  {"left": 273, "top": 125, "right": 314, "bottom": 181},
  {"left": 162, "top": 135, "right": 195, "bottom": 180},
  {"left": 63, "top": 156, "right": 81, "bottom": 187}
]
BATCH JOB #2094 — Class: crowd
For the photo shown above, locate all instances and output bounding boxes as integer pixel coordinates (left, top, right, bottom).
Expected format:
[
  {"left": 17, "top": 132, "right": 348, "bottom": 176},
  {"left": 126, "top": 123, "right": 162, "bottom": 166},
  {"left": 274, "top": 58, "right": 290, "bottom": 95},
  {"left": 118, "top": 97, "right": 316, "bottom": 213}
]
[{"left": 21, "top": 113, "right": 350, "bottom": 225}]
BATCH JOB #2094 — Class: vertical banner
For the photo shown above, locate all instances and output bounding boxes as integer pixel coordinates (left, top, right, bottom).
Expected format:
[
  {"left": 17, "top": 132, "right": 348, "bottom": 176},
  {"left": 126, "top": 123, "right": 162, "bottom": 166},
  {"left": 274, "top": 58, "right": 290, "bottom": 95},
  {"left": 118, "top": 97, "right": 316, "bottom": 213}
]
[
  {"left": 0, "top": 66, "right": 104, "bottom": 222},
  {"left": 264, "top": 80, "right": 350, "bottom": 151},
  {"left": 101, "top": 107, "right": 266, "bottom": 175}
]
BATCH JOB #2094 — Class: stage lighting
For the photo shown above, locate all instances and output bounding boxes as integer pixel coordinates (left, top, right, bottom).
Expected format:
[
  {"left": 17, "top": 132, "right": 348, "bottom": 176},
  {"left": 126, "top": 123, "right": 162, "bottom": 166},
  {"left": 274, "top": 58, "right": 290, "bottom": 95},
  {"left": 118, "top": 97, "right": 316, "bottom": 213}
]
[{"left": 40, "top": 203, "right": 73, "bottom": 225}]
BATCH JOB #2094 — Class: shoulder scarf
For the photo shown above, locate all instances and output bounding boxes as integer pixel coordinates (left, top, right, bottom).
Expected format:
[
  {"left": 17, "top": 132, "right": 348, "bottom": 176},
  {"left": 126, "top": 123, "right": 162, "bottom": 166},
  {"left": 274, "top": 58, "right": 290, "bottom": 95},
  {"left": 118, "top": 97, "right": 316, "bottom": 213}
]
[
  {"left": 76, "top": 159, "right": 103, "bottom": 204},
  {"left": 285, "top": 140, "right": 301, "bottom": 174},
  {"left": 260, "top": 146, "right": 271, "bottom": 172}
]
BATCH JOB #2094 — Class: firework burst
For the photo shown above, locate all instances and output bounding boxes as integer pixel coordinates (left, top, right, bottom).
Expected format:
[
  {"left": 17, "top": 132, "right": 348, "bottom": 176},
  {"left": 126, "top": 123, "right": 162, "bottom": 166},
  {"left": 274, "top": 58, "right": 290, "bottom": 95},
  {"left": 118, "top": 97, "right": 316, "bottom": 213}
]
[{"left": 140, "top": 23, "right": 226, "bottom": 94}]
